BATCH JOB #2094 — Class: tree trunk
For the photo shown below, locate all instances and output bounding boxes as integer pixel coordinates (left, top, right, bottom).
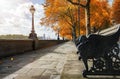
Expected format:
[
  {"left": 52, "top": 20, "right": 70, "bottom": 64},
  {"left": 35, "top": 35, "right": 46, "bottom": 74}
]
[
  {"left": 67, "top": 0, "right": 91, "bottom": 36},
  {"left": 85, "top": 0, "right": 91, "bottom": 36},
  {"left": 72, "top": 24, "right": 77, "bottom": 42},
  {"left": 78, "top": 0, "right": 80, "bottom": 36}
]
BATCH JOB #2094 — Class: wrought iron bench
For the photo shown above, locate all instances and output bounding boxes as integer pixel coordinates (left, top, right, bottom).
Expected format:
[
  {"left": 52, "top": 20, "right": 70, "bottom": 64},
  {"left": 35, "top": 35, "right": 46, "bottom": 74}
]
[{"left": 75, "top": 25, "right": 120, "bottom": 78}]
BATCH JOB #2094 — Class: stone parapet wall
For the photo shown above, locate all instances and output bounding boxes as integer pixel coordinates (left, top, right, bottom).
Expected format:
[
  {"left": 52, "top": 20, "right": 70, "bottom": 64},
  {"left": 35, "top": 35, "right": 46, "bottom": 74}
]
[
  {"left": 0, "top": 39, "right": 67, "bottom": 58},
  {"left": 35, "top": 40, "right": 68, "bottom": 49},
  {"left": 0, "top": 40, "right": 33, "bottom": 57}
]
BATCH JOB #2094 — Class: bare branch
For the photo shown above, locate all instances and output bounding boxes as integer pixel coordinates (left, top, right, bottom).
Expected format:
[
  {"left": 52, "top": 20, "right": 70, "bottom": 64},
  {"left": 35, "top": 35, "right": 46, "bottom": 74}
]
[
  {"left": 86, "top": 0, "right": 90, "bottom": 6},
  {"left": 67, "top": 0, "right": 86, "bottom": 8}
]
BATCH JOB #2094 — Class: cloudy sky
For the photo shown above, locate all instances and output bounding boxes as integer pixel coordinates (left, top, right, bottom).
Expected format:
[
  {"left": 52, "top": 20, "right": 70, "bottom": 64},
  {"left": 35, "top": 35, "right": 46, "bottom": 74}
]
[
  {"left": 0, "top": 0, "right": 114, "bottom": 39},
  {"left": 0, "top": 0, "right": 57, "bottom": 39},
  {"left": 109, "top": 0, "right": 113, "bottom": 5}
]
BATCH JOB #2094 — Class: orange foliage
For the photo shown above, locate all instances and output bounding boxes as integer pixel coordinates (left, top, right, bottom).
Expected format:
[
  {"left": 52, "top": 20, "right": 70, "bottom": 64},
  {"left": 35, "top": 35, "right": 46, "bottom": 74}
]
[
  {"left": 90, "top": 0, "right": 111, "bottom": 29},
  {"left": 112, "top": 0, "right": 120, "bottom": 24},
  {"left": 41, "top": 0, "right": 111, "bottom": 40}
]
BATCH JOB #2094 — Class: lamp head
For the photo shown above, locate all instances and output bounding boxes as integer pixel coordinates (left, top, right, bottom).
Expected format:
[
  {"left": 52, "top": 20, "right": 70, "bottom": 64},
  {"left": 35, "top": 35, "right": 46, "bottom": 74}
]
[{"left": 30, "top": 5, "right": 35, "bottom": 13}]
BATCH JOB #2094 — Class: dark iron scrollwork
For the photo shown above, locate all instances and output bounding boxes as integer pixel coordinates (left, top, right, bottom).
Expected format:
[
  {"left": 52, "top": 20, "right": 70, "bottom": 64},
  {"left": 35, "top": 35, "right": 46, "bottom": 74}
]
[
  {"left": 83, "top": 44, "right": 120, "bottom": 77},
  {"left": 92, "top": 58, "right": 105, "bottom": 72},
  {"left": 75, "top": 27, "right": 120, "bottom": 77},
  {"left": 108, "top": 44, "right": 120, "bottom": 70}
]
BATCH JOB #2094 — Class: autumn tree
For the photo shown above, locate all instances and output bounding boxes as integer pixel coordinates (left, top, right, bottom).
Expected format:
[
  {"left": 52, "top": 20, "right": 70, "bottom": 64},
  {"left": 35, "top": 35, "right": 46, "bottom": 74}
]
[
  {"left": 67, "top": 0, "right": 91, "bottom": 35},
  {"left": 42, "top": 0, "right": 78, "bottom": 41},
  {"left": 67, "top": 0, "right": 111, "bottom": 35},
  {"left": 90, "top": 0, "right": 111, "bottom": 30},
  {"left": 112, "top": 0, "right": 120, "bottom": 24},
  {"left": 41, "top": 0, "right": 111, "bottom": 40},
  {"left": 58, "top": 5, "right": 78, "bottom": 41}
]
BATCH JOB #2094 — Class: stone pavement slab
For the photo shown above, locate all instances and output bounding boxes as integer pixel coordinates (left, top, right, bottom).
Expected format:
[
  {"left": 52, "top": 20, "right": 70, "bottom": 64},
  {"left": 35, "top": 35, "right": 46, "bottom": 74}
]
[
  {"left": 0, "top": 41, "right": 79, "bottom": 79},
  {"left": 61, "top": 51, "right": 86, "bottom": 79}
]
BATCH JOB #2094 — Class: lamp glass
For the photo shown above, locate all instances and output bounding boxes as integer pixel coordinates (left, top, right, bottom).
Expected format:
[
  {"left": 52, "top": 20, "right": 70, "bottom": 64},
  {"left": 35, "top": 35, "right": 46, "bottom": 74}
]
[{"left": 30, "top": 5, "right": 35, "bottom": 13}]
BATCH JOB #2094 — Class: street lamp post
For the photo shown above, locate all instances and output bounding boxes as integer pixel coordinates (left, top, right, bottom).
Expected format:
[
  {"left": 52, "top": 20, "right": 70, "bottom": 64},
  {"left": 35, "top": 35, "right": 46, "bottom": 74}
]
[{"left": 29, "top": 5, "right": 37, "bottom": 39}]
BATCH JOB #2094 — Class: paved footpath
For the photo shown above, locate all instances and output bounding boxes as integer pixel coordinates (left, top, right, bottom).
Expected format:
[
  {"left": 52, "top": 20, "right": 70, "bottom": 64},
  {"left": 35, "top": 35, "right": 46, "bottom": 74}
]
[{"left": 0, "top": 41, "right": 86, "bottom": 79}]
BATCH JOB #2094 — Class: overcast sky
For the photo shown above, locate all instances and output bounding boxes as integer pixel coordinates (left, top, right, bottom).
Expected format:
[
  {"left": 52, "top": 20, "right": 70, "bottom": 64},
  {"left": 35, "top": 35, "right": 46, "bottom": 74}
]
[
  {"left": 0, "top": 0, "right": 114, "bottom": 39},
  {"left": 0, "top": 0, "right": 57, "bottom": 39},
  {"left": 109, "top": 0, "right": 113, "bottom": 5}
]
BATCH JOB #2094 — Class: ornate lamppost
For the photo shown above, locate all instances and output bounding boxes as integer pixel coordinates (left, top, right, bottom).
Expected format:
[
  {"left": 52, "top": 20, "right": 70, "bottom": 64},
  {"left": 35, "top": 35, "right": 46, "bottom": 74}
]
[{"left": 29, "top": 5, "right": 37, "bottom": 39}]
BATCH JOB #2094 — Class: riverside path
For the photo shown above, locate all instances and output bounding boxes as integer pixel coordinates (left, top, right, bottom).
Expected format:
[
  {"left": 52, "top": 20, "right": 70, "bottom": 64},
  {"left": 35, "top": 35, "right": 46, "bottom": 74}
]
[{"left": 0, "top": 41, "right": 94, "bottom": 79}]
